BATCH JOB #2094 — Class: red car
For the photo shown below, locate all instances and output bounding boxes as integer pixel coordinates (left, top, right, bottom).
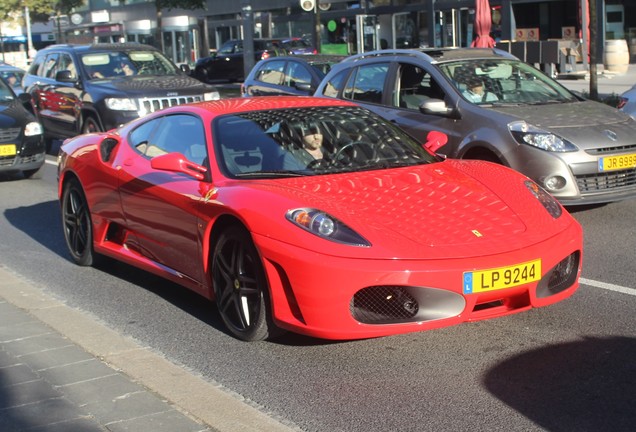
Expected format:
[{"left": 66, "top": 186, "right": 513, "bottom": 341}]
[{"left": 58, "top": 97, "right": 583, "bottom": 341}]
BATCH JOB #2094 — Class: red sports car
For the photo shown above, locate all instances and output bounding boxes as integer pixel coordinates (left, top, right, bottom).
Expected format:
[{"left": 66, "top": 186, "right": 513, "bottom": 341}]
[{"left": 58, "top": 96, "right": 583, "bottom": 341}]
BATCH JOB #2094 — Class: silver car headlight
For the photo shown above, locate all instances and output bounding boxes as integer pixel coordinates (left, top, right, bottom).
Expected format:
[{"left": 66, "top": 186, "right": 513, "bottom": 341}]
[
  {"left": 287, "top": 208, "right": 370, "bottom": 246},
  {"left": 105, "top": 98, "right": 138, "bottom": 111},
  {"left": 204, "top": 91, "right": 220, "bottom": 101},
  {"left": 24, "top": 121, "right": 43, "bottom": 136},
  {"left": 509, "top": 121, "right": 578, "bottom": 152},
  {"left": 525, "top": 180, "right": 562, "bottom": 218}
]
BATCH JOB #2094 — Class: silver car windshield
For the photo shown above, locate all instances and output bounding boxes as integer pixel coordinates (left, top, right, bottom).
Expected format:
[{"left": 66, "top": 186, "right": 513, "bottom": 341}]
[
  {"left": 81, "top": 50, "right": 179, "bottom": 79},
  {"left": 439, "top": 59, "right": 578, "bottom": 105}
]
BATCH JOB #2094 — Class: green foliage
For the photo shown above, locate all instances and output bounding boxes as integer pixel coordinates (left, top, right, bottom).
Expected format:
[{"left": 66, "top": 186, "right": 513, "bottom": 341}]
[
  {"left": 0, "top": 0, "right": 84, "bottom": 24},
  {"left": 580, "top": 91, "right": 622, "bottom": 108}
]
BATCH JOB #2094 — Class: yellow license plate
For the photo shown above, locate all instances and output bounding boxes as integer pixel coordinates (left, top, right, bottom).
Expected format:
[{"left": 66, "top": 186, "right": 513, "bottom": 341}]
[
  {"left": 463, "top": 259, "right": 541, "bottom": 294},
  {"left": 0, "top": 144, "right": 16, "bottom": 156},
  {"left": 598, "top": 153, "right": 636, "bottom": 172}
]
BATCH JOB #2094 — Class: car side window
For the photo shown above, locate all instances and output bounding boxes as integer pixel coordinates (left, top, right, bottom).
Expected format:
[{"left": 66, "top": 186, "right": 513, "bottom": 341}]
[
  {"left": 319, "top": 69, "right": 348, "bottom": 98},
  {"left": 28, "top": 56, "right": 44, "bottom": 76},
  {"left": 132, "top": 115, "right": 208, "bottom": 165},
  {"left": 255, "top": 60, "right": 285, "bottom": 85},
  {"left": 394, "top": 63, "right": 446, "bottom": 110},
  {"left": 285, "top": 62, "right": 312, "bottom": 88},
  {"left": 42, "top": 54, "right": 60, "bottom": 79},
  {"left": 343, "top": 63, "right": 389, "bottom": 105},
  {"left": 54, "top": 54, "right": 77, "bottom": 80}
]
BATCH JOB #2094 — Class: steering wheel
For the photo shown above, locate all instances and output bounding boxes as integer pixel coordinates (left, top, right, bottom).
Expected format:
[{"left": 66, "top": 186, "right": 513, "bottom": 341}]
[
  {"left": 306, "top": 158, "right": 329, "bottom": 170},
  {"left": 333, "top": 141, "right": 378, "bottom": 166}
]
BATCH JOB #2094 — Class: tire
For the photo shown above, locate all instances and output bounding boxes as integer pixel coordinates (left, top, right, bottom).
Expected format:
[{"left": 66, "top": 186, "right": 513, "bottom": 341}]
[
  {"left": 212, "top": 226, "right": 277, "bottom": 341},
  {"left": 82, "top": 116, "right": 101, "bottom": 135},
  {"left": 61, "top": 179, "right": 97, "bottom": 266}
]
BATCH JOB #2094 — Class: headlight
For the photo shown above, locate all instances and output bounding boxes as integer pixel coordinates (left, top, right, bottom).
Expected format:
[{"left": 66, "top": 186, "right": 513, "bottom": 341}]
[
  {"left": 204, "top": 91, "right": 220, "bottom": 101},
  {"left": 525, "top": 180, "right": 562, "bottom": 218},
  {"left": 508, "top": 121, "right": 578, "bottom": 152},
  {"left": 287, "top": 208, "right": 370, "bottom": 246},
  {"left": 24, "top": 121, "right": 43, "bottom": 136},
  {"left": 105, "top": 98, "right": 138, "bottom": 111}
]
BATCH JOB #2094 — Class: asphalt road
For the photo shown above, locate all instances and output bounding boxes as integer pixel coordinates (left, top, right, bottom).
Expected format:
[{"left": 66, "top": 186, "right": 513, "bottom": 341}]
[{"left": 1, "top": 157, "right": 634, "bottom": 432}]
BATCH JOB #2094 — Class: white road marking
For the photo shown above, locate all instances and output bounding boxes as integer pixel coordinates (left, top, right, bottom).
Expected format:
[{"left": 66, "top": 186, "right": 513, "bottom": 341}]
[
  {"left": 45, "top": 159, "right": 57, "bottom": 166},
  {"left": 581, "top": 278, "right": 636, "bottom": 296}
]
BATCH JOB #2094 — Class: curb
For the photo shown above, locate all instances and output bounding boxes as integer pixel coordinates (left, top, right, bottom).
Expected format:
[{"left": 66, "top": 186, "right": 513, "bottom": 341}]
[{"left": 0, "top": 265, "right": 299, "bottom": 432}]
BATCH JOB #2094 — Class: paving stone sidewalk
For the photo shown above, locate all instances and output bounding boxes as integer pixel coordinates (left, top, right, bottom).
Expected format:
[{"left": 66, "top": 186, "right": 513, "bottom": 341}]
[{"left": 0, "top": 299, "right": 213, "bottom": 432}]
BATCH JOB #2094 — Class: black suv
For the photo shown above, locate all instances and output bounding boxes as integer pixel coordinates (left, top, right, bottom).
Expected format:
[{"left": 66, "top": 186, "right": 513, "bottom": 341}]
[
  {"left": 193, "top": 39, "right": 285, "bottom": 83},
  {"left": 24, "top": 43, "right": 220, "bottom": 150}
]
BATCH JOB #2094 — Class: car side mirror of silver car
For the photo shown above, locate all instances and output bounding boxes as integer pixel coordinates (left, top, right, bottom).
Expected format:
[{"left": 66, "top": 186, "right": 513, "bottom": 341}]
[{"left": 419, "top": 99, "right": 456, "bottom": 118}]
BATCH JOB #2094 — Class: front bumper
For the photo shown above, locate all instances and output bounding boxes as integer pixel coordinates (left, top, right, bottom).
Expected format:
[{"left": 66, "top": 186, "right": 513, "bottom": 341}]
[
  {"left": 0, "top": 135, "right": 45, "bottom": 173},
  {"left": 254, "top": 220, "right": 583, "bottom": 340},
  {"left": 506, "top": 144, "right": 636, "bottom": 206}
]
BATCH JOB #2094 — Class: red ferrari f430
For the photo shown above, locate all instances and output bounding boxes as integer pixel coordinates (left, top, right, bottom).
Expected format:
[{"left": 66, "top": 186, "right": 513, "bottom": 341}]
[{"left": 58, "top": 97, "right": 582, "bottom": 341}]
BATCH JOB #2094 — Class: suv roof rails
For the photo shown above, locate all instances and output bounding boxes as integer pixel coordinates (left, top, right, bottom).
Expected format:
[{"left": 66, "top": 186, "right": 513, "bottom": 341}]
[
  {"left": 343, "top": 49, "right": 437, "bottom": 63},
  {"left": 342, "top": 47, "right": 517, "bottom": 64}
]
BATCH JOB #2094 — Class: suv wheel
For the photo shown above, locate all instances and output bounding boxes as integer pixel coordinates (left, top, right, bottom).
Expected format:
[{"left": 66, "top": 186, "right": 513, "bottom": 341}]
[{"left": 82, "top": 116, "right": 101, "bottom": 135}]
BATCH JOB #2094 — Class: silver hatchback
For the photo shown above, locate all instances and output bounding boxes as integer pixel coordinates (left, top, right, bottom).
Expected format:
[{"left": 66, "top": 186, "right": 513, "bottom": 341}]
[{"left": 315, "top": 48, "right": 636, "bottom": 206}]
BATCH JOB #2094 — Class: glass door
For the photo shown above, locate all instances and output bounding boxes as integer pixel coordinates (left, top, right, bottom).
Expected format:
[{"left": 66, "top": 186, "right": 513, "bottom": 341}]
[{"left": 356, "top": 15, "right": 378, "bottom": 53}]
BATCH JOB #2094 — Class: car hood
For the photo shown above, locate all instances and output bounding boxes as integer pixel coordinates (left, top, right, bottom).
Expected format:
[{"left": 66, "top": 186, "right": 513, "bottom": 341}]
[
  {"left": 491, "top": 100, "right": 636, "bottom": 148},
  {"left": 0, "top": 102, "right": 27, "bottom": 127},
  {"left": 237, "top": 160, "right": 573, "bottom": 260},
  {"left": 90, "top": 75, "right": 214, "bottom": 97}
]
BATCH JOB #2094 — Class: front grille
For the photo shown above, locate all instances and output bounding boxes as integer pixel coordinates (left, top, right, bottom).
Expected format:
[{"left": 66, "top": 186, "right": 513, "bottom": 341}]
[
  {"left": 585, "top": 143, "right": 636, "bottom": 155},
  {"left": 351, "top": 286, "right": 419, "bottom": 324},
  {"left": 0, "top": 127, "right": 21, "bottom": 141},
  {"left": 575, "top": 169, "right": 636, "bottom": 192},
  {"left": 138, "top": 95, "right": 204, "bottom": 114},
  {"left": 0, "top": 155, "right": 16, "bottom": 166}
]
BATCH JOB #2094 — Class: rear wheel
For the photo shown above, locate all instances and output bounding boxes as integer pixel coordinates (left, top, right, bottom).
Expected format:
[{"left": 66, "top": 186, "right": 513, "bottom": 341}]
[
  {"left": 212, "top": 226, "right": 277, "bottom": 341},
  {"left": 61, "top": 179, "right": 97, "bottom": 266}
]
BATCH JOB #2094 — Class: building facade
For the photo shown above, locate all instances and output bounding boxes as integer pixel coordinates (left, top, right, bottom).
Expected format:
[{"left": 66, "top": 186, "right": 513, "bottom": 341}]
[{"left": 4, "top": 1, "right": 636, "bottom": 67}]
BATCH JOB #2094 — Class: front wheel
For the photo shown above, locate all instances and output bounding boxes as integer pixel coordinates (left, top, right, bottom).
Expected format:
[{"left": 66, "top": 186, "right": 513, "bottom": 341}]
[
  {"left": 212, "top": 226, "right": 278, "bottom": 341},
  {"left": 61, "top": 179, "right": 97, "bottom": 266},
  {"left": 82, "top": 116, "right": 101, "bottom": 135}
]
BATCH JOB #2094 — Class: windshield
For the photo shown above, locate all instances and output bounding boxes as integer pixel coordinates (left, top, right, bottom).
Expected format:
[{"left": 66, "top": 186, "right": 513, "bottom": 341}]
[
  {"left": 438, "top": 59, "right": 578, "bottom": 105},
  {"left": 80, "top": 50, "right": 179, "bottom": 79},
  {"left": 0, "top": 77, "right": 15, "bottom": 102},
  {"left": 214, "top": 106, "right": 438, "bottom": 178}
]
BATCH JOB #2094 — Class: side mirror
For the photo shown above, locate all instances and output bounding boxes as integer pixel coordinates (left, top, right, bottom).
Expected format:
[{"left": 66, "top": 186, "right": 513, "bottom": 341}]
[
  {"left": 55, "top": 70, "right": 76, "bottom": 83},
  {"left": 419, "top": 99, "right": 455, "bottom": 117},
  {"left": 18, "top": 93, "right": 32, "bottom": 104},
  {"left": 294, "top": 82, "right": 313, "bottom": 92},
  {"left": 424, "top": 130, "right": 449, "bottom": 154},
  {"left": 180, "top": 64, "right": 191, "bottom": 74},
  {"left": 150, "top": 152, "right": 207, "bottom": 180}
]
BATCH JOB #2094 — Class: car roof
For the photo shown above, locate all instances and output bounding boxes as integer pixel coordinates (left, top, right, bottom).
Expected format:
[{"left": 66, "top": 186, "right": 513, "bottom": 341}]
[
  {"left": 37, "top": 43, "right": 158, "bottom": 54},
  {"left": 0, "top": 64, "right": 25, "bottom": 72},
  {"left": 263, "top": 54, "right": 346, "bottom": 63},
  {"left": 341, "top": 47, "right": 518, "bottom": 65}
]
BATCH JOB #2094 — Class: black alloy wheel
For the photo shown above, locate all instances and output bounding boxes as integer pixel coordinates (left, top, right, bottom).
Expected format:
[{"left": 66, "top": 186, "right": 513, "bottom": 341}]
[
  {"left": 212, "top": 226, "right": 276, "bottom": 341},
  {"left": 61, "top": 179, "right": 96, "bottom": 266}
]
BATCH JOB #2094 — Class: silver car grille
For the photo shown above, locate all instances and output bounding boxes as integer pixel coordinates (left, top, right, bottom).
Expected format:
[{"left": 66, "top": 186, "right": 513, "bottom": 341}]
[
  {"left": 576, "top": 169, "right": 636, "bottom": 192},
  {"left": 0, "top": 127, "right": 21, "bottom": 141},
  {"left": 137, "top": 95, "right": 205, "bottom": 115}
]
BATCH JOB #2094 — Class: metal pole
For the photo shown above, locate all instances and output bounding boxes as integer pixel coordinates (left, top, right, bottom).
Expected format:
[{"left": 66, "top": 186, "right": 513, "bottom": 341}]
[{"left": 241, "top": 0, "right": 255, "bottom": 79}]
